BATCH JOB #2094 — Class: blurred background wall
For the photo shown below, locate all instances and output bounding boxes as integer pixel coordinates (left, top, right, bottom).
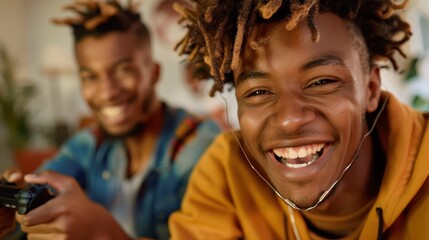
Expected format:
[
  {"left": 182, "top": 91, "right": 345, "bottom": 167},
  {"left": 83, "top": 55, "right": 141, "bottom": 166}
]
[{"left": 0, "top": 0, "right": 428, "bottom": 171}]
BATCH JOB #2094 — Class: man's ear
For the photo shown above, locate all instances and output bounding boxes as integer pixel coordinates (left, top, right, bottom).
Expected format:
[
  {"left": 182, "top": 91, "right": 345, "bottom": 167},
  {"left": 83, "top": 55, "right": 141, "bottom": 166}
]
[
  {"left": 366, "top": 66, "right": 382, "bottom": 113},
  {"left": 151, "top": 62, "right": 161, "bottom": 85}
]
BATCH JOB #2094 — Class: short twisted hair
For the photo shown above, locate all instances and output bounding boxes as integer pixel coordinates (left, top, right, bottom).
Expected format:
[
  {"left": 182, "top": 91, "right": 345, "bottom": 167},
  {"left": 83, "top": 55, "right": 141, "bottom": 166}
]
[
  {"left": 52, "top": 0, "right": 150, "bottom": 44},
  {"left": 174, "top": 0, "right": 412, "bottom": 96}
]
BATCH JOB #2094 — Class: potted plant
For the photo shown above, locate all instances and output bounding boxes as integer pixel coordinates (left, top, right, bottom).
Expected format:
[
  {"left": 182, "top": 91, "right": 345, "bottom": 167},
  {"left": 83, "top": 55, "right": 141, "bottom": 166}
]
[
  {"left": 0, "top": 44, "right": 56, "bottom": 174},
  {"left": 0, "top": 44, "right": 36, "bottom": 149}
]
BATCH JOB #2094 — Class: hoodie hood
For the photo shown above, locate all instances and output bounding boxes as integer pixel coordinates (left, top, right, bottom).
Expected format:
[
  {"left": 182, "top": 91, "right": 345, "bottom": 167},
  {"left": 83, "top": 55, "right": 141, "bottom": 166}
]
[{"left": 360, "top": 91, "right": 429, "bottom": 238}]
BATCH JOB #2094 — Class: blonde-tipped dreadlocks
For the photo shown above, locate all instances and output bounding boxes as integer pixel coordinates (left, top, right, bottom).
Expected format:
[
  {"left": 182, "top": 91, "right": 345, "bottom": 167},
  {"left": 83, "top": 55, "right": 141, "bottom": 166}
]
[
  {"left": 175, "top": 0, "right": 412, "bottom": 96},
  {"left": 52, "top": 0, "right": 149, "bottom": 44}
]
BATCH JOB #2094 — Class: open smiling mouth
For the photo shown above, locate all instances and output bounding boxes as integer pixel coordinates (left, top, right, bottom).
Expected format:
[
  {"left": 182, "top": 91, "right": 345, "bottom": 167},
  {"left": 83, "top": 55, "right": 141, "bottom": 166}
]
[
  {"left": 98, "top": 103, "right": 131, "bottom": 123},
  {"left": 273, "top": 143, "right": 325, "bottom": 169}
]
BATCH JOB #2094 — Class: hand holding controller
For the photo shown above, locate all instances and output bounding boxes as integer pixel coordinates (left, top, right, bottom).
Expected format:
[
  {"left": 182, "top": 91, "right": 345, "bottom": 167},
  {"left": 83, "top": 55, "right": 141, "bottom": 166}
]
[{"left": 0, "top": 180, "right": 55, "bottom": 215}]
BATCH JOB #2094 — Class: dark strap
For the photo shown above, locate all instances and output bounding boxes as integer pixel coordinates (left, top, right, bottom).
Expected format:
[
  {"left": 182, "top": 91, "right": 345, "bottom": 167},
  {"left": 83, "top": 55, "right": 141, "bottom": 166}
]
[{"left": 170, "top": 118, "right": 201, "bottom": 162}]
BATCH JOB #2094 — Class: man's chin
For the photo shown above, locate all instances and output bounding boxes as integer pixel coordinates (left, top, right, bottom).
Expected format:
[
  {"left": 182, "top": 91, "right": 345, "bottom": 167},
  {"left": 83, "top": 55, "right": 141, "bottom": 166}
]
[
  {"left": 100, "top": 123, "right": 146, "bottom": 139},
  {"left": 279, "top": 184, "right": 339, "bottom": 211},
  {"left": 282, "top": 194, "right": 320, "bottom": 209}
]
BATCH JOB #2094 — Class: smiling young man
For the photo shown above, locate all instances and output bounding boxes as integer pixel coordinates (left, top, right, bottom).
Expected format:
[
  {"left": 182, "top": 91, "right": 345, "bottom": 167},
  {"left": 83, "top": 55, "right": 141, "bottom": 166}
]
[
  {"left": 0, "top": 1, "right": 220, "bottom": 239},
  {"left": 169, "top": 0, "right": 429, "bottom": 239}
]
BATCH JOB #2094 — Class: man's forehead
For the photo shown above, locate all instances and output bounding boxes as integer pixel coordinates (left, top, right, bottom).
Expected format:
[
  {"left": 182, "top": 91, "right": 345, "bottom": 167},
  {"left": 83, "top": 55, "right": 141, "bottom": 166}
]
[
  {"left": 76, "top": 32, "right": 150, "bottom": 56},
  {"left": 244, "top": 14, "right": 360, "bottom": 56},
  {"left": 234, "top": 13, "right": 363, "bottom": 81}
]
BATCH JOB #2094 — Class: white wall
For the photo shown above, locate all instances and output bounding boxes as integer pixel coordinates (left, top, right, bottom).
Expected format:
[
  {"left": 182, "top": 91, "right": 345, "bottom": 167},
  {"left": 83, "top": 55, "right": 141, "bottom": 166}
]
[
  {"left": 0, "top": 0, "right": 27, "bottom": 67},
  {"left": 25, "top": 0, "right": 83, "bottom": 130},
  {"left": 0, "top": 0, "right": 29, "bottom": 170}
]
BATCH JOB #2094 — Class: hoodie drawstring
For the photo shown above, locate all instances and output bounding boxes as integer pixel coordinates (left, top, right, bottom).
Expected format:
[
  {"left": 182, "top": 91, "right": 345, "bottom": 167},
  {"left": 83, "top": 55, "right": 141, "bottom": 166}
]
[{"left": 376, "top": 207, "right": 384, "bottom": 240}]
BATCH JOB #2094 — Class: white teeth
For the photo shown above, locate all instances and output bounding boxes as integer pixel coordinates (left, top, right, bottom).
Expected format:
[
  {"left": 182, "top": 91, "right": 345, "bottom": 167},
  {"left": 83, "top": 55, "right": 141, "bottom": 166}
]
[
  {"left": 298, "top": 148, "right": 307, "bottom": 158},
  {"left": 100, "top": 105, "right": 125, "bottom": 118},
  {"left": 289, "top": 149, "right": 298, "bottom": 159},
  {"left": 273, "top": 143, "right": 325, "bottom": 159},
  {"left": 285, "top": 153, "right": 320, "bottom": 169},
  {"left": 273, "top": 143, "right": 325, "bottom": 168}
]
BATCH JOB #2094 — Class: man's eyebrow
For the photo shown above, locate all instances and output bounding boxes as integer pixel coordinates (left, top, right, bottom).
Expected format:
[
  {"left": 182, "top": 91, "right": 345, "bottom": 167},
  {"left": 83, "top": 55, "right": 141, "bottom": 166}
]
[
  {"left": 301, "top": 55, "right": 346, "bottom": 71},
  {"left": 79, "top": 66, "right": 92, "bottom": 74},
  {"left": 236, "top": 71, "right": 268, "bottom": 85},
  {"left": 235, "top": 55, "right": 344, "bottom": 84},
  {"left": 113, "top": 57, "right": 133, "bottom": 66},
  {"left": 78, "top": 57, "right": 133, "bottom": 73}
]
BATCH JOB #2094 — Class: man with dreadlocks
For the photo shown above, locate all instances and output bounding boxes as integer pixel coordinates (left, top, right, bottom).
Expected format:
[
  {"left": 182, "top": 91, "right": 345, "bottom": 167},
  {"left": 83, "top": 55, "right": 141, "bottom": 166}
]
[
  {"left": 0, "top": 0, "right": 220, "bottom": 239},
  {"left": 168, "top": 0, "right": 429, "bottom": 239}
]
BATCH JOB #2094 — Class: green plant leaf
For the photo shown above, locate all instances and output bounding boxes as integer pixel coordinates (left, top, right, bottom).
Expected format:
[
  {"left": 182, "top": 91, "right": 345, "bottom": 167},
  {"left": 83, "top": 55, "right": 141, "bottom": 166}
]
[{"left": 0, "top": 43, "right": 38, "bottom": 149}]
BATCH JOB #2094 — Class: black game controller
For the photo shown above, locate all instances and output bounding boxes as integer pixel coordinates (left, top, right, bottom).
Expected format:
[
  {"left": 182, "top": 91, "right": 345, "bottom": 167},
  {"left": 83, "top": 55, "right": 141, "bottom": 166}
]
[{"left": 0, "top": 180, "right": 55, "bottom": 214}]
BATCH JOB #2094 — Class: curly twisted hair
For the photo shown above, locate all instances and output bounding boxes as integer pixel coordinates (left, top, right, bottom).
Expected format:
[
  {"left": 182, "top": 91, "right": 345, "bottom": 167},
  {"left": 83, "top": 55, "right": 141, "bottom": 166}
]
[
  {"left": 174, "top": 0, "right": 412, "bottom": 96},
  {"left": 52, "top": 0, "right": 150, "bottom": 44}
]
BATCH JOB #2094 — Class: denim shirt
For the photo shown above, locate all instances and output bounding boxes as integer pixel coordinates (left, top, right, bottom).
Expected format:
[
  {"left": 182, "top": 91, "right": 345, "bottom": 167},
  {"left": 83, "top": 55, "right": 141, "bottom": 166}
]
[{"left": 38, "top": 105, "right": 220, "bottom": 239}]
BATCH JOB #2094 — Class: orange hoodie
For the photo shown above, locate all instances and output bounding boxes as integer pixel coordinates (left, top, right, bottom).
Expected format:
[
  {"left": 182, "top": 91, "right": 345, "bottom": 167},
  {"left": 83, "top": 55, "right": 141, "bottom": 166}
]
[{"left": 169, "top": 92, "right": 429, "bottom": 239}]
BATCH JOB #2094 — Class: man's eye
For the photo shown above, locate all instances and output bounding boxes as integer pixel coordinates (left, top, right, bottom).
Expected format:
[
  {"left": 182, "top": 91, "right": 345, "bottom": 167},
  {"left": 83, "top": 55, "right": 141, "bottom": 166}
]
[
  {"left": 248, "top": 89, "right": 270, "bottom": 97},
  {"left": 81, "top": 74, "right": 97, "bottom": 82},
  {"left": 115, "top": 65, "right": 133, "bottom": 77},
  {"left": 309, "top": 79, "right": 335, "bottom": 87}
]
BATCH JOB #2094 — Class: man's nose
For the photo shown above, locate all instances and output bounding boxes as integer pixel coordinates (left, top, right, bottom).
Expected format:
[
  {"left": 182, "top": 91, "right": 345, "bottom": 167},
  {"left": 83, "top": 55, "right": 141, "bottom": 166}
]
[
  {"left": 268, "top": 94, "right": 315, "bottom": 134},
  {"left": 98, "top": 74, "right": 121, "bottom": 101}
]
